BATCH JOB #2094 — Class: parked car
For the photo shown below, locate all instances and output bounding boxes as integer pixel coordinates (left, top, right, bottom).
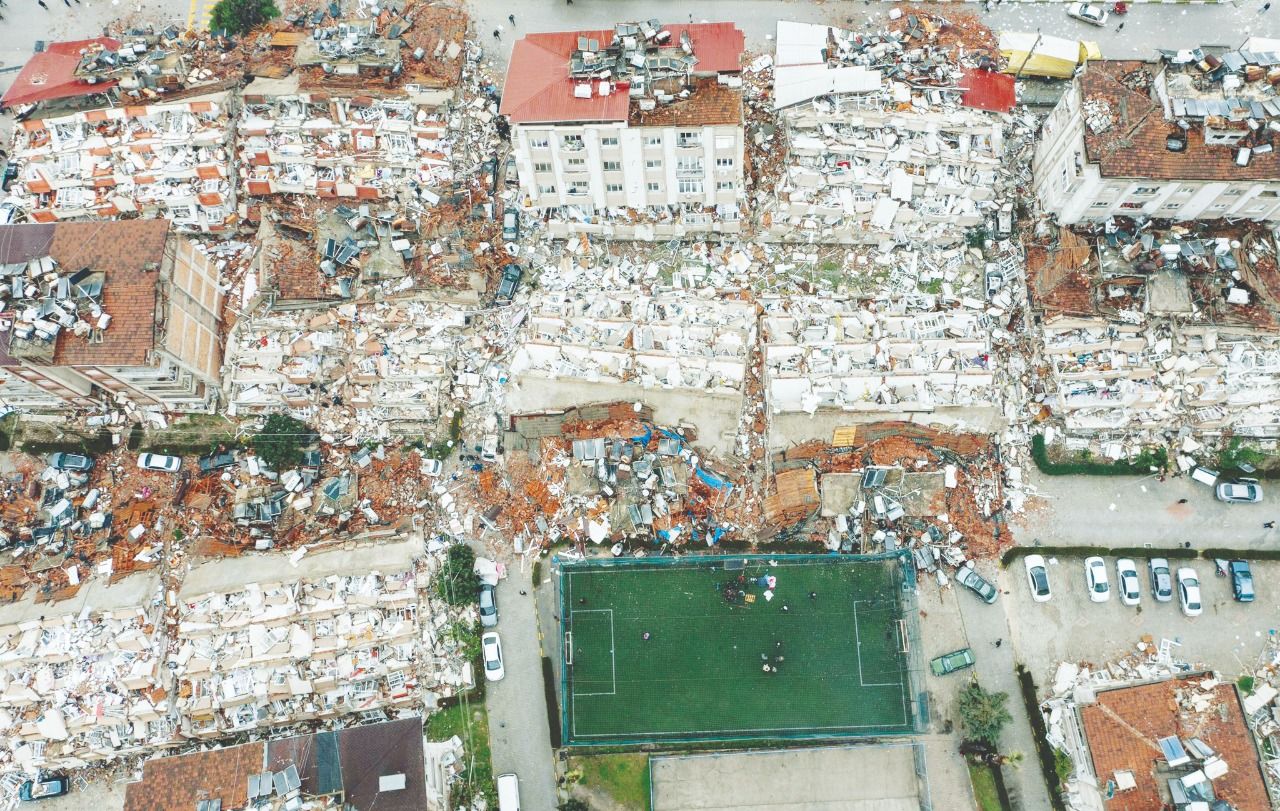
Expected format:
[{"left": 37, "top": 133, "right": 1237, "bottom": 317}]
[
  {"left": 495, "top": 264, "right": 522, "bottom": 303},
  {"left": 496, "top": 773, "right": 521, "bottom": 811},
  {"left": 930, "top": 648, "right": 975, "bottom": 676},
  {"left": 481, "top": 632, "right": 505, "bottom": 681},
  {"left": 48, "top": 452, "right": 93, "bottom": 472},
  {"left": 956, "top": 565, "right": 997, "bottom": 604},
  {"left": 1148, "top": 557, "right": 1173, "bottom": 602},
  {"left": 1116, "top": 558, "right": 1141, "bottom": 606},
  {"left": 1230, "top": 560, "right": 1255, "bottom": 603},
  {"left": 1084, "top": 556, "right": 1110, "bottom": 603},
  {"left": 197, "top": 451, "right": 236, "bottom": 474},
  {"left": 19, "top": 775, "right": 69, "bottom": 801},
  {"left": 504, "top": 156, "right": 518, "bottom": 184},
  {"left": 1024, "top": 554, "right": 1051, "bottom": 602},
  {"left": 502, "top": 209, "right": 520, "bottom": 242},
  {"left": 479, "top": 583, "right": 499, "bottom": 628},
  {"left": 1216, "top": 479, "right": 1262, "bottom": 504},
  {"left": 1067, "top": 2, "right": 1109, "bottom": 26},
  {"left": 137, "top": 453, "right": 182, "bottom": 473},
  {"left": 0, "top": 200, "right": 20, "bottom": 225},
  {"left": 422, "top": 458, "right": 443, "bottom": 477},
  {"left": 1177, "top": 567, "right": 1203, "bottom": 617}
]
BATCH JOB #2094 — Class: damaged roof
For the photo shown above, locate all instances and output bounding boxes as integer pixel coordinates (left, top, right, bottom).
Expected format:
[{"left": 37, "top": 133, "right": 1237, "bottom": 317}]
[
  {"left": 1, "top": 38, "right": 122, "bottom": 108},
  {"left": 123, "top": 742, "right": 265, "bottom": 811}
]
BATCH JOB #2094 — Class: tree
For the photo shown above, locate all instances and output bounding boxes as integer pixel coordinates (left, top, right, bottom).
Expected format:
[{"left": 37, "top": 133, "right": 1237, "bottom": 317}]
[
  {"left": 560, "top": 800, "right": 590, "bottom": 811},
  {"left": 208, "top": 0, "right": 280, "bottom": 36},
  {"left": 437, "top": 543, "right": 479, "bottom": 607},
  {"left": 958, "top": 679, "right": 1011, "bottom": 748},
  {"left": 252, "top": 413, "right": 310, "bottom": 470}
]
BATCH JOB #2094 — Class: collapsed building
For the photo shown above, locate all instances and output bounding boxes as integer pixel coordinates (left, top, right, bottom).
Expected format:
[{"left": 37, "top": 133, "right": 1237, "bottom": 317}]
[
  {"left": 6, "top": 93, "right": 236, "bottom": 232},
  {"left": 760, "top": 20, "right": 1015, "bottom": 245},
  {"left": 1033, "top": 39, "right": 1280, "bottom": 225},
  {"left": 505, "top": 292, "right": 754, "bottom": 456},
  {"left": 0, "top": 221, "right": 225, "bottom": 413},
  {"left": 500, "top": 21, "right": 747, "bottom": 239},
  {"left": 1029, "top": 220, "right": 1280, "bottom": 437}
]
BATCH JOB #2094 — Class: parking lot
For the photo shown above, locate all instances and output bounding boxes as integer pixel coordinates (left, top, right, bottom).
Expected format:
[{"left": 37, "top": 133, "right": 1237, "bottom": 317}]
[{"left": 1003, "top": 555, "right": 1280, "bottom": 686}]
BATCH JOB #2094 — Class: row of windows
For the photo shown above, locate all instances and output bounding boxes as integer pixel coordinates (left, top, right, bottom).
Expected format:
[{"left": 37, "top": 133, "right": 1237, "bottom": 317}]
[
  {"left": 526, "top": 132, "right": 735, "bottom": 150},
  {"left": 530, "top": 158, "right": 735, "bottom": 174},
  {"left": 535, "top": 181, "right": 736, "bottom": 196}
]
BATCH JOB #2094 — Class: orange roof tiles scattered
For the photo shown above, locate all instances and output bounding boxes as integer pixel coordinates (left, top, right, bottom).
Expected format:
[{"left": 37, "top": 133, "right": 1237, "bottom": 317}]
[
  {"left": 123, "top": 742, "right": 264, "bottom": 811},
  {"left": 1081, "top": 679, "right": 1270, "bottom": 811},
  {"left": 1081, "top": 60, "right": 1280, "bottom": 181},
  {"left": 1026, "top": 227, "right": 1098, "bottom": 319},
  {"left": 629, "top": 77, "right": 743, "bottom": 127}
]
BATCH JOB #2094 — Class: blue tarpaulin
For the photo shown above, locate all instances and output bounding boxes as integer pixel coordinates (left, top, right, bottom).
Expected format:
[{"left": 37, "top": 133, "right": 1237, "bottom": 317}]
[{"left": 695, "top": 468, "right": 733, "bottom": 491}]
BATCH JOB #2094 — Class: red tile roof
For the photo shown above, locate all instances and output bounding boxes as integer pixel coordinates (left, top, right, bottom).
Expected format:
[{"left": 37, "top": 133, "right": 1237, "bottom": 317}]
[
  {"left": 629, "top": 77, "right": 742, "bottom": 127},
  {"left": 1, "top": 38, "right": 121, "bottom": 108},
  {"left": 1081, "top": 60, "right": 1280, "bottom": 181},
  {"left": 1081, "top": 678, "right": 1270, "bottom": 811},
  {"left": 960, "top": 68, "right": 1015, "bottom": 114},
  {"left": 123, "top": 742, "right": 264, "bottom": 811},
  {"left": 499, "top": 23, "right": 744, "bottom": 125}
]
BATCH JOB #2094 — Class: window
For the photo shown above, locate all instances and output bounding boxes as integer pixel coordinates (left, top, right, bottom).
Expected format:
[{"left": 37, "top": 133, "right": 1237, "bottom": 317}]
[
  {"left": 645, "top": 159, "right": 661, "bottom": 169},
  {"left": 716, "top": 157, "right": 734, "bottom": 169},
  {"left": 1220, "top": 189, "right": 1243, "bottom": 197},
  {"left": 603, "top": 161, "right": 621, "bottom": 172},
  {"left": 715, "top": 135, "right": 735, "bottom": 150},
  {"left": 1119, "top": 202, "right": 1144, "bottom": 210},
  {"left": 569, "top": 182, "right": 589, "bottom": 196},
  {"left": 534, "top": 162, "right": 552, "bottom": 173},
  {"left": 601, "top": 136, "right": 619, "bottom": 147},
  {"left": 676, "top": 156, "right": 703, "bottom": 174},
  {"left": 606, "top": 183, "right": 623, "bottom": 193},
  {"left": 1209, "top": 203, "right": 1229, "bottom": 210},
  {"left": 645, "top": 135, "right": 663, "bottom": 146},
  {"left": 529, "top": 135, "right": 549, "bottom": 149},
  {"left": 539, "top": 184, "right": 557, "bottom": 195},
  {"left": 566, "top": 157, "right": 585, "bottom": 168},
  {"left": 716, "top": 181, "right": 734, "bottom": 191},
  {"left": 647, "top": 182, "right": 660, "bottom": 192},
  {"left": 678, "top": 179, "right": 703, "bottom": 195},
  {"left": 562, "top": 134, "right": 584, "bottom": 150},
  {"left": 1132, "top": 186, "right": 1160, "bottom": 195},
  {"left": 677, "top": 131, "right": 701, "bottom": 148},
  {"left": 1090, "top": 201, "right": 1110, "bottom": 208}
]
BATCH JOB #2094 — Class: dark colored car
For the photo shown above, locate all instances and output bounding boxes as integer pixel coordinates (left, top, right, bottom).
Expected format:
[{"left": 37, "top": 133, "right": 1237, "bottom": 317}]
[
  {"left": 19, "top": 775, "right": 69, "bottom": 801},
  {"left": 502, "top": 209, "right": 520, "bottom": 242},
  {"left": 479, "top": 583, "right": 498, "bottom": 628},
  {"left": 1230, "top": 560, "right": 1255, "bottom": 602},
  {"left": 956, "top": 566, "right": 997, "bottom": 604},
  {"left": 48, "top": 453, "right": 93, "bottom": 472},
  {"left": 198, "top": 451, "right": 237, "bottom": 474},
  {"left": 496, "top": 264, "right": 522, "bottom": 303}
]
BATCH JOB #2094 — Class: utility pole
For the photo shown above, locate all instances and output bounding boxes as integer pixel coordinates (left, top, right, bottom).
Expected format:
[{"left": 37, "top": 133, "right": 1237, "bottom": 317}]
[{"left": 1014, "top": 28, "right": 1044, "bottom": 82}]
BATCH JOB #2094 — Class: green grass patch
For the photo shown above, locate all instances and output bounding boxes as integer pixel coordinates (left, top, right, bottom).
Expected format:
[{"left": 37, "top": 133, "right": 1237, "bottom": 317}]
[
  {"left": 427, "top": 697, "right": 496, "bottom": 808},
  {"left": 0, "top": 413, "right": 15, "bottom": 452},
  {"left": 1031, "top": 434, "right": 1167, "bottom": 477},
  {"left": 138, "top": 415, "right": 243, "bottom": 457},
  {"left": 1054, "top": 749, "right": 1073, "bottom": 785},
  {"left": 569, "top": 753, "right": 651, "bottom": 809},
  {"left": 561, "top": 555, "right": 913, "bottom": 744},
  {"left": 968, "top": 764, "right": 1003, "bottom": 811},
  {"left": 1238, "top": 675, "right": 1256, "bottom": 694}
]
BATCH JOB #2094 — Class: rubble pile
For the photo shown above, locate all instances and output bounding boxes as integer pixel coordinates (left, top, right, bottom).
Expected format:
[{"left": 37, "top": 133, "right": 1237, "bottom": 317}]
[
  {"left": 7, "top": 94, "right": 235, "bottom": 232},
  {"left": 0, "top": 255, "right": 114, "bottom": 362}
]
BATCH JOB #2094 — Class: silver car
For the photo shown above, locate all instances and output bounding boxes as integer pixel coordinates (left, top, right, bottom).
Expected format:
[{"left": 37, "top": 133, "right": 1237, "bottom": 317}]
[
  {"left": 1216, "top": 479, "right": 1262, "bottom": 503},
  {"left": 137, "top": 453, "right": 182, "bottom": 473},
  {"left": 1148, "top": 558, "right": 1173, "bottom": 602}
]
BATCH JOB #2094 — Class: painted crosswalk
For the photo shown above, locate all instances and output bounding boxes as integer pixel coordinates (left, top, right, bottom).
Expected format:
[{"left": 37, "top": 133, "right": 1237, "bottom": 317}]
[{"left": 186, "top": 0, "right": 217, "bottom": 32}]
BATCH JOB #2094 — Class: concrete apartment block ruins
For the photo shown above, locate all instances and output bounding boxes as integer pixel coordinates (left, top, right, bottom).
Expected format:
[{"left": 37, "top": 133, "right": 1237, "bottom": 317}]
[
  {"left": 237, "top": 75, "right": 454, "bottom": 201},
  {"left": 1030, "top": 221, "right": 1280, "bottom": 436},
  {"left": 1033, "top": 39, "right": 1280, "bottom": 225},
  {"left": 7, "top": 92, "right": 235, "bottom": 232},
  {"left": 505, "top": 292, "right": 754, "bottom": 455},
  {"left": 761, "top": 292, "right": 1002, "bottom": 449},
  {"left": 0, "top": 221, "right": 224, "bottom": 413},
  {"left": 500, "top": 21, "right": 747, "bottom": 240},
  {"left": 761, "top": 21, "right": 1014, "bottom": 245}
]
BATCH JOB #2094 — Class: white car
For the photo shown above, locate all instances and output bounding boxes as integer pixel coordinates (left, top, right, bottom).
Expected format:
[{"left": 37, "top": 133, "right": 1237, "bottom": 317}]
[
  {"left": 421, "top": 458, "right": 442, "bottom": 477},
  {"left": 1024, "top": 554, "right": 1052, "bottom": 602},
  {"left": 1116, "top": 558, "right": 1141, "bottom": 606},
  {"left": 481, "top": 632, "right": 505, "bottom": 682},
  {"left": 1067, "top": 2, "right": 1109, "bottom": 26},
  {"left": 1177, "top": 567, "right": 1203, "bottom": 617},
  {"left": 1148, "top": 558, "right": 1173, "bottom": 602},
  {"left": 1216, "top": 479, "right": 1262, "bottom": 503},
  {"left": 1085, "top": 556, "right": 1110, "bottom": 603},
  {"left": 137, "top": 453, "right": 182, "bottom": 473}
]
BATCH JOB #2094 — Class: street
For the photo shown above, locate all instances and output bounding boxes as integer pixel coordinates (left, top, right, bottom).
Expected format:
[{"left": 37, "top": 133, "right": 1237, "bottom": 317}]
[
  {"left": 1013, "top": 467, "right": 1280, "bottom": 549},
  {"left": 484, "top": 566, "right": 559, "bottom": 811}
]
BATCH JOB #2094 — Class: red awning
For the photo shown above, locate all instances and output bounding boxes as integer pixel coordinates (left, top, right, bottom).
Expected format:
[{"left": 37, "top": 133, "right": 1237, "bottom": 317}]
[{"left": 960, "top": 68, "right": 1016, "bottom": 114}]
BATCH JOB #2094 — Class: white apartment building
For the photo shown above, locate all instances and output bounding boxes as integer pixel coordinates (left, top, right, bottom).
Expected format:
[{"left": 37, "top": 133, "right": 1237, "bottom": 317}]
[
  {"left": 499, "top": 21, "right": 746, "bottom": 239},
  {"left": 1033, "top": 44, "right": 1280, "bottom": 225}
]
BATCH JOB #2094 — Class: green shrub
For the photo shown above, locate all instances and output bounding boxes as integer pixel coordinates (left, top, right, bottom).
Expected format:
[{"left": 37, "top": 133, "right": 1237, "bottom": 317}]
[
  {"left": 1238, "top": 675, "right": 1256, "bottom": 695},
  {"left": 958, "top": 680, "right": 1011, "bottom": 748},
  {"left": 208, "top": 0, "right": 280, "bottom": 35},
  {"left": 437, "top": 543, "right": 480, "bottom": 606},
  {"left": 1031, "top": 434, "right": 1167, "bottom": 476},
  {"left": 252, "top": 413, "right": 311, "bottom": 470},
  {"left": 1054, "top": 749, "right": 1073, "bottom": 784}
]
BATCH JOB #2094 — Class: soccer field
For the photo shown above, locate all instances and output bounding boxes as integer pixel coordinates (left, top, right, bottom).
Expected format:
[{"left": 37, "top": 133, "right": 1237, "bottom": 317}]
[{"left": 559, "top": 555, "right": 919, "bottom": 744}]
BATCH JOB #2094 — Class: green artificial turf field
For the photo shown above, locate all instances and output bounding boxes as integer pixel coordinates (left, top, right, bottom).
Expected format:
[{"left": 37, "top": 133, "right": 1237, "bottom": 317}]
[{"left": 559, "top": 555, "right": 917, "bottom": 744}]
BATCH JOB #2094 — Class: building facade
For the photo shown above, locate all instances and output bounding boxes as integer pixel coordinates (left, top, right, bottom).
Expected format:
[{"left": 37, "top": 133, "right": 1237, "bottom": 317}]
[
  {"left": 500, "top": 22, "right": 746, "bottom": 239},
  {"left": 1034, "top": 47, "right": 1280, "bottom": 225}
]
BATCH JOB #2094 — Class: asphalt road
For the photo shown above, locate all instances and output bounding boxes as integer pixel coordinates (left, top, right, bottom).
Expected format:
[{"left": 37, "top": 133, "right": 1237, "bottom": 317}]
[
  {"left": 484, "top": 567, "right": 559, "bottom": 811},
  {"left": 1012, "top": 467, "right": 1280, "bottom": 549}
]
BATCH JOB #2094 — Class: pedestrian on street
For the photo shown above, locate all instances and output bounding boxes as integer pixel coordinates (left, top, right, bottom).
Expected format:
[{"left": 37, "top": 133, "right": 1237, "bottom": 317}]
[
  {"left": 518, "top": 589, "right": 527, "bottom": 596},
  {"left": 1116, "top": 21, "right": 1125, "bottom": 31},
  {"left": 492, "top": 29, "right": 500, "bottom": 40},
  {"left": 1177, "top": 498, "right": 1188, "bottom": 504},
  {"left": 36, "top": 0, "right": 49, "bottom": 10},
  {"left": 508, "top": 13, "right": 515, "bottom": 24},
  {"left": 1263, "top": 2, "right": 1272, "bottom": 12},
  {"left": 994, "top": 639, "right": 1003, "bottom": 648},
  {"left": 1265, "top": 521, "right": 1276, "bottom": 529}
]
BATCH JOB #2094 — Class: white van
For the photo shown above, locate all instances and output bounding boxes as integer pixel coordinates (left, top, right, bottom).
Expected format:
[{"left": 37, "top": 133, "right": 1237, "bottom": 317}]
[{"left": 496, "top": 773, "right": 520, "bottom": 811}]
